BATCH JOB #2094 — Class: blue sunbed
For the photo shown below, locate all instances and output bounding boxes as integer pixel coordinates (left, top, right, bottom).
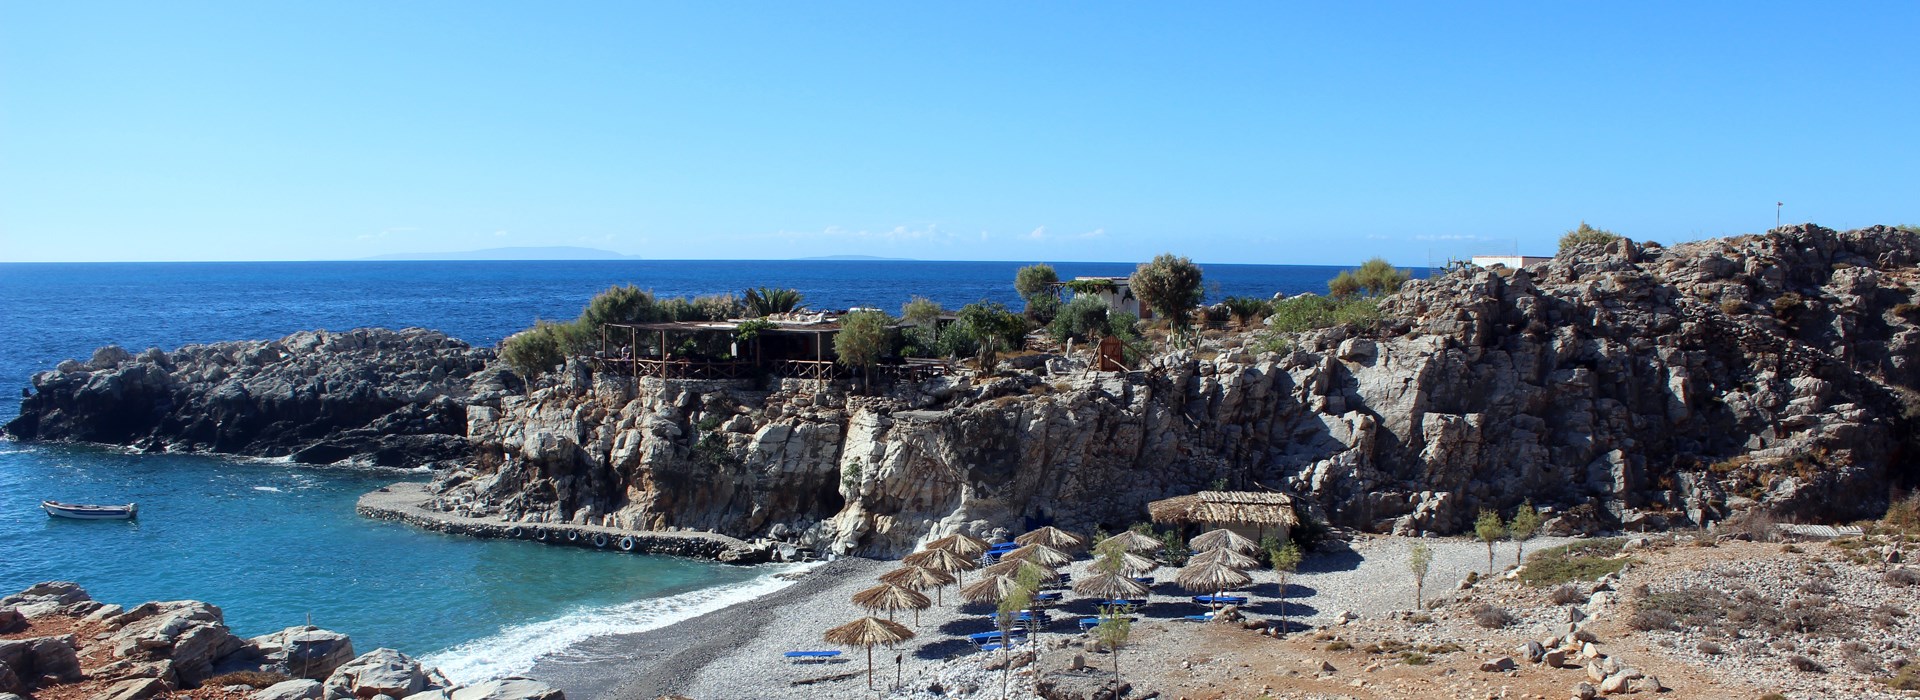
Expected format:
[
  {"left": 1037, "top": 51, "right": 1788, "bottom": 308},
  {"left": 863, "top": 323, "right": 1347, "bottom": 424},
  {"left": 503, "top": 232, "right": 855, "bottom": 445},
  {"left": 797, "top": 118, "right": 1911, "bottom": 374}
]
[
  {"left": 1078, "top": 616, "right": 1139, "bottom": 630},
  {"left": 1192, "top": 595, "right": 1248, "bottom": 606},
  {"left": 967, "top": 630, "right": 1028, "bottom": 645},
  {"left": 1099, "top": 598, "right": 1148, "bottom": 607},
  {"left": 784, "top": 650, "right": 842, "bottom": 663},
  {"left": 1183, "top": 612, "right": 1217, "bottom": 622}
]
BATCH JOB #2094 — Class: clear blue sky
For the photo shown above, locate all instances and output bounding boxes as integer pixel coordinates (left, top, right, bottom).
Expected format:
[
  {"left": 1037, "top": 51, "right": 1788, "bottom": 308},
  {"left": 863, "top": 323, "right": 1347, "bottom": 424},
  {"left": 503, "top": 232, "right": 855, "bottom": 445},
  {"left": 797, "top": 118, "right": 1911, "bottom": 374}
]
[{"left": 2, "top": 2, "right": 1915, "bottom": 264}]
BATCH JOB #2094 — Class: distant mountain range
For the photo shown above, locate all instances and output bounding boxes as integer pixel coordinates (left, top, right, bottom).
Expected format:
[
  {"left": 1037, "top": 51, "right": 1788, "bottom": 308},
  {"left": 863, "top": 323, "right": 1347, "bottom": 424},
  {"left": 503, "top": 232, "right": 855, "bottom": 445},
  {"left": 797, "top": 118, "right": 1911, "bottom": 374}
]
[
  {"left": 362, "top": 246, "right": 636, "bottom": 261},
  {"left": 794, "top": 254, "right": 916, "bottom": 261}
]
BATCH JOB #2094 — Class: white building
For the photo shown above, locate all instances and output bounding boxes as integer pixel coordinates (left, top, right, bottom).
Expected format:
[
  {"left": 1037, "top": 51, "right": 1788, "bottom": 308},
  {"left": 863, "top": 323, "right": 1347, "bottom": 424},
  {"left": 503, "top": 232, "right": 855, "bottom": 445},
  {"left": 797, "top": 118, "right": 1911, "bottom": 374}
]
[
  {"left": 1470, "top": 255, "right": 1553, "bottom": 269},
  {"left": 1066, "top": 276, "right": 1152, "bottom": 320}
]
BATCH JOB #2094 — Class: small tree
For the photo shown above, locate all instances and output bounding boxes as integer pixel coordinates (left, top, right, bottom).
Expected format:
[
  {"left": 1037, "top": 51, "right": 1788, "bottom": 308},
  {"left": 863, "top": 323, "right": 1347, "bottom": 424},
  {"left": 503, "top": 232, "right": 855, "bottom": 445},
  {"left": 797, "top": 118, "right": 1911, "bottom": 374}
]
[
  {"left": 954, "top": 302, "right": 1027, "bottom": 372},
  {"left": 1474, "top": 509, "right": 1505, "bottom": 577},
  {"left": 1353, "top": 258, "right": 1411, "bottom": 296},
  {"left": 1408, "top": 541, "right": 1433, "bottom": 609},
  {"left": 1327, "top": 271, "right": 1361, "bottom": 300},
  {"left": 743, "top": 287, "right": 804, "bottom": 317},
  {"left": 1508, "top": 501, "right": 1543, "bottom": 566},
  {"left": 1128, "top": 253, "right": 1205, "bottom": 337},
  {"left": 1015, "top": 264, "right": 1061, "bottom": 322},
  {"left": 833, "top": 310, "right": 894, "bottom": 392},
  {"left": 1269, "top": 541, "right": 1303, "bottom": 633},
  {"left": 1159, "top": 528, "right": 1190, "bottom": 566},
  {"left": 1093, "top": 605, "right": 1133, "bottom": 696},
  {"left": 1558, "top": 221, "right": 1621, "bottom": 252},
  {"left": 1049, "top": 294, "right": 1111, "bottom": 345},
  {"left": 1220, "top": 296, "right": 1271, "bottom": 328},
  {"left": 901, "top": 296, "right": 944, "bottom": 343},
  {"left": 996, "top": 577, "right": 1036, "bottom": 700}
]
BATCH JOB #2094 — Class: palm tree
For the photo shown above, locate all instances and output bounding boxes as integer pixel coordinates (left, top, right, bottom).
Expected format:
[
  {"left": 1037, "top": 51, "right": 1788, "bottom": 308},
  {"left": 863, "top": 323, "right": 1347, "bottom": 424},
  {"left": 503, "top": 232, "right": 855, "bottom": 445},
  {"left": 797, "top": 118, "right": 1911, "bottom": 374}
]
[{"left": 743, "top": 287, "right": 804, "bottom": 317}]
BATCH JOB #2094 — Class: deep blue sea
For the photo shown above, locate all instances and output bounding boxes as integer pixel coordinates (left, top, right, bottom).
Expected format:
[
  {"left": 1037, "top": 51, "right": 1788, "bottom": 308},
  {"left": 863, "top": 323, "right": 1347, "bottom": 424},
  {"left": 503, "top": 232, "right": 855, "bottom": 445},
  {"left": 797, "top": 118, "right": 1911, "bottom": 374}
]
[{"left": 0, "top": 259, "right": 1405, "bottom": 680}]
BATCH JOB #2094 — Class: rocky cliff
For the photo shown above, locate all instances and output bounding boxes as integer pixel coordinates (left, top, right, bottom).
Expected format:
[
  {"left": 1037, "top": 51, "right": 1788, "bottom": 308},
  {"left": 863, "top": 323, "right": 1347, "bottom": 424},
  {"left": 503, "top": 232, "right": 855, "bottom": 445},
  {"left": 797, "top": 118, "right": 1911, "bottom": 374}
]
[
  {"left": 4, "top": 328, "right": 503, "bottom": 469},
  {"left": 422, "top": 225, "right": 1920, "bottom": 556},
  {"left": 0, "top": 582, "right": 562, "bottom": 700}
]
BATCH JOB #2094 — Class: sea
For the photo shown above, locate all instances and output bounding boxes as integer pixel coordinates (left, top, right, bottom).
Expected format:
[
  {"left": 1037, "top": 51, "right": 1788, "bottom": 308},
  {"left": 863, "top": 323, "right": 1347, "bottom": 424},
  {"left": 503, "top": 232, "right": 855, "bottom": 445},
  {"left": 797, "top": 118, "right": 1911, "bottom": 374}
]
[{"left": 0, "top": 258, "right": 1410, "bottom": 681}]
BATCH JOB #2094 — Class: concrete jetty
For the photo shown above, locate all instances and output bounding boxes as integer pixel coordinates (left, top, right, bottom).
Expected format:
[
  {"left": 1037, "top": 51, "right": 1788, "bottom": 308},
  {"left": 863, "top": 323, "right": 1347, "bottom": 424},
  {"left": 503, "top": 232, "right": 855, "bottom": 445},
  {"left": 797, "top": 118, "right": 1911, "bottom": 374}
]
[{"left": 356, "top": 482, "right": 772, "bottom": 563}]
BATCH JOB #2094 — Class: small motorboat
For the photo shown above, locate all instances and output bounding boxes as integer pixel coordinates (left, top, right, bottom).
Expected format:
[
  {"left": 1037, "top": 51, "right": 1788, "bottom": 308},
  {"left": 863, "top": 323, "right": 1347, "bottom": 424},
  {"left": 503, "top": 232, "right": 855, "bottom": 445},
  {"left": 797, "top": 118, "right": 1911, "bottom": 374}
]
[{"left": 42, "top": 500, "right": 138, "bottom": 520}]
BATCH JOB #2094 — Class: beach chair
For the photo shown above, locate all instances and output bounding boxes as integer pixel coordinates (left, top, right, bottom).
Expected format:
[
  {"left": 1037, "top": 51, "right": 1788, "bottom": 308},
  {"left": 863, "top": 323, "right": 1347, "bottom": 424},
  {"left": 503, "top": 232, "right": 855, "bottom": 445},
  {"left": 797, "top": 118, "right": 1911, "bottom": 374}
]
[
  {"left": 1078, "top": 616, "right": 1139, "bottom": 631},
  {"left": 784, "top": 650, "right": 842, "bottom": 664},
  {"left": 1182, "top": 612, "right": 1217, "bottom": 622},
  {"left": 1033, "top": 591, "right": 1064, "bottom": 605},
  {"left": 1192, "top": 594, "right": 1248, "bottom": 606}
]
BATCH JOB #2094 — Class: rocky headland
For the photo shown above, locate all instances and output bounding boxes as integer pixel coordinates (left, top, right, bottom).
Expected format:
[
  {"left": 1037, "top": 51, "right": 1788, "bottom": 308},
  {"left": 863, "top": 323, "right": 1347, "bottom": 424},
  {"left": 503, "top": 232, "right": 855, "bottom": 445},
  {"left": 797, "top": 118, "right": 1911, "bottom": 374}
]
[
  {"left": 0, "top": 582, "right": 563, "bottom": 700},
  {"left": 4, "top": 328, "right": 502, "bottom": 469},
  {"left": 424, "top": 225, "right": 1920, "bottom": 555},
  {"left": 10, "top": 225, "right": 1919, "bottom": 557}
]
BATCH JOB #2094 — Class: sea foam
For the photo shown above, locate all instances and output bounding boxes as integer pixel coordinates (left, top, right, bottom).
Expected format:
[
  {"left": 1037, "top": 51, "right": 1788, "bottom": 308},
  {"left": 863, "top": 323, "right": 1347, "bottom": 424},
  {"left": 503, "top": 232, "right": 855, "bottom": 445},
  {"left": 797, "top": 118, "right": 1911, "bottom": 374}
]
[{"left": 423, "top": 561, "right": 822, "bottom": 684}]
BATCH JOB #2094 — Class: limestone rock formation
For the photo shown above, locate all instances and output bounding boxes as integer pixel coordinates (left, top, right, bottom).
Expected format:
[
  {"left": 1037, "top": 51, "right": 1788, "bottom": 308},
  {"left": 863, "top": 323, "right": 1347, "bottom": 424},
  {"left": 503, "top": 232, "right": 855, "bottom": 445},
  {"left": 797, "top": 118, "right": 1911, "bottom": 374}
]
[
  {"left": 249, "top": 626, "right": 357, "bottom": 680},
  {"left": 428, "top": 225, "right": 1920, "bottom": 554},
  {"left": 4, "top": 328, "right": 497, "bottom": 469},
  {"left": 323, "top": 648, "right": 437, "bottom": 700}
]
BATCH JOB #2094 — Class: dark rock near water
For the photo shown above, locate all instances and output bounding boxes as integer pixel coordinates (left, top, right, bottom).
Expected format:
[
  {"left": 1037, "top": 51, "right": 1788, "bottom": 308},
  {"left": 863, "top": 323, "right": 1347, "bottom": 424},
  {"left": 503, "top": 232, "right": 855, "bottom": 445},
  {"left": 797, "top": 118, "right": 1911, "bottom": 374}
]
[{"left": 5, "top": 328, "right": 495, "bottom": 469}]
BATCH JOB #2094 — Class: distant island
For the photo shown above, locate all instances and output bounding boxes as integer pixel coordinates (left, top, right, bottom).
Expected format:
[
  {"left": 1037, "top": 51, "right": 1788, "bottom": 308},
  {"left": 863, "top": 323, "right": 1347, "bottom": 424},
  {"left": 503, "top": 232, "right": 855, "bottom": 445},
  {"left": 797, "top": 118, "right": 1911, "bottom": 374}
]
[
  {"left": 794, "top": 254, "right": 915, "bottom": 261},
  {"left": 362, "top": 246, "right": 636, "bottom": 261}
]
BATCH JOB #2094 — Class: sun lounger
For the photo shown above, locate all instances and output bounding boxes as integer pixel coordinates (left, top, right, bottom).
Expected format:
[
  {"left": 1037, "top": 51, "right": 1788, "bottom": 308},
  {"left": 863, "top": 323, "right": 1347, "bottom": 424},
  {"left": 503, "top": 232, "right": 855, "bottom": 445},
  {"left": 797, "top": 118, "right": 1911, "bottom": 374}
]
[
  {"left": 967, "top": 630, "right": 1028, "bottom": 646},
  {"left": 784, "top": 650, "right": 842, "bottom": 663},
  {"left": 1182, "top": 612, "right": 1216, "bottom": 622},
  {"left": 1192, "top": 595, "right": 1248, "bottom": 606},
  {"left": 1033, "top": 591, "right": 1063, "bottom": 604},
  {"left": 980, "top": 642, "right": 1011, "bottom": 652},
  {"left": 1078, "top": 616, "right": 1139, "bottom": 630},
  {"left": 1099, "top": 598, "right": 1148, "bottom": 607}
]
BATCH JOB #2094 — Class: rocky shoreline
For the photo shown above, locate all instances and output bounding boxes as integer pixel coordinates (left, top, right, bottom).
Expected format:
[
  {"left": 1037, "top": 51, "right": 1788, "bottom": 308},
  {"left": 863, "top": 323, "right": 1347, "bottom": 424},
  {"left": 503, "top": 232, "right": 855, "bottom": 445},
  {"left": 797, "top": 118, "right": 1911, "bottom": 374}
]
[
  {"left": 0, "top": 582, "right": 564, "bottom": 700},
  {"left": 355, "top": 482, "right": 774, "bottom": 564}
]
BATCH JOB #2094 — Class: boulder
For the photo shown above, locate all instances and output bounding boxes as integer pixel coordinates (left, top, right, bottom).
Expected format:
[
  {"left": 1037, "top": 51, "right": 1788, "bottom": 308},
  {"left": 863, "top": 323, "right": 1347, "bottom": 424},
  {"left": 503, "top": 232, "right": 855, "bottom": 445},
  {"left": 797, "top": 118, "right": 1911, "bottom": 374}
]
[
  {"left": 104, "top": 601, "right": 244, "bottom": 687},
  {"left": 1518, "top": 641, "right": 1546, "bottom": 664},
  {"left": 1628, "top": 675, "right": 1665, "bottom": 693},
  {"left": 252, "top": 626, "right": 356, "bottom": 680},
  {"left": 446, "top": 679, "right": 565, "bottom": 700},
  {"left": 1479, "top": 657, "right": 1517, "bottom": 673},
  {"left": 93, "top": 677, "right": 171, "bottom": 700},
  {"left": 0, "top": 582, "right": 91, "bottom": 619},
  {"left": 254, "top": 679, "right": 326, "bottom": 700},
  {"left": 1599, "top": 673, "right": 1631, "bottom": 695},
  {"left": 325, "top": 649, "right": 431, "bottom": 700},
  {"left": 1572, "top": 681, "right": 1597, "bottom": 699},
  {"left": 0, "top": 635, "right": 83, "bottom": 686},
  {"left": 0, "top": 609, "right": 24, "bottom": 634},
  {"left": 0, "top": 661, "right": 18, "bottom": 694}
]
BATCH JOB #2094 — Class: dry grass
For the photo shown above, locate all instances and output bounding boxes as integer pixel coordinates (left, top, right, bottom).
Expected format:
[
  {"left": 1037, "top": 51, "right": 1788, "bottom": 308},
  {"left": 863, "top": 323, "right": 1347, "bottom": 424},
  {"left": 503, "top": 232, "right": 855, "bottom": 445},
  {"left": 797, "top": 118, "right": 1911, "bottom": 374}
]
[{"left": 204, "top": 671, "right": 292, "bottom": 689}]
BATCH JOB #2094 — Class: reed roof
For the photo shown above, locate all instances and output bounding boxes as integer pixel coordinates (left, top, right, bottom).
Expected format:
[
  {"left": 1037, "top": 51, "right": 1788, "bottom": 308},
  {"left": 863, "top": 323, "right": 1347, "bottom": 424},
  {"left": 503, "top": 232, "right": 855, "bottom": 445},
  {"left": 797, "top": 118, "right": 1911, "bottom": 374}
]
[{"left": 1148, "top": 491, "right": 1299, "bottom": 527}]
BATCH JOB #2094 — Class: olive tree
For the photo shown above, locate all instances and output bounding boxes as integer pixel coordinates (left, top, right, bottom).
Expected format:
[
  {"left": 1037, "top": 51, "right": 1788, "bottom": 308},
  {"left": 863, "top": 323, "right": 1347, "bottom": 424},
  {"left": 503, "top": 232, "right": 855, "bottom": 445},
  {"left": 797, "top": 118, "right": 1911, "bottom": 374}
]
[
  {"left": 1508, "top": 501, "right": 1543, "bottom": 566},
  {"left": 1409, "top": 541, "right": 1433, "bottom": 609},
  {"left": 833, "top": 310, "right": 894, "bottom": 392},
  {"left": 1014, "top": 264, "right": 1061, "bottom": 322},
  {"left": 1128, "top": 253, "right": 1204, "bottom": 336},
  {"left": 1475, "top": 509, "right": 1505, "bottom": 577}
]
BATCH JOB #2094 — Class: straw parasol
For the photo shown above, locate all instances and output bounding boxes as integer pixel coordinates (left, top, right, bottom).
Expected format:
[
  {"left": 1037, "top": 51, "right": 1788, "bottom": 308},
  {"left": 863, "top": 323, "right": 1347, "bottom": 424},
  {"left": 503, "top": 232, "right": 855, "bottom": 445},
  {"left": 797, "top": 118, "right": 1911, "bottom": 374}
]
[
  {"left": 1188, "top": 547, "right": 1260, "bottom": 570},
  {"left": 1015, "top": 526, "right": 1087, "bottom": 551},
  {"left": 1001, "top": 544, "right": 1073, "bottom": 568},
  {"left": 1189, "top": 527, "right": 1260, "bottom": 554},
  {"left": 959, "top": 574, "right": 1035, "bottom": 605},
  {"left": 1175, "top": 561, "right": 1253, "bottom": 605},
  {"left": 926, "top": 533, "right": 989, "bottom": 558},
  {"left": 903, "top": 547, "right": 979, "bottom": 586},
  {"left": 1100, "top": 530, "right": 1165, "bottom": 554},
  {"left": 1072, "top": 570, "right": 1150, "bottom": 601},
  {"left": 879, "top": 565, "right": 956, "bottom": 605},
  {"left": 852, "top": 582, "right": 934, "bottom": 625},
  {"left": 824, "top": 616, "right": 915, "bottom": 689},
  {"left": 979, "top": 558, "right": 1061, "bottom": 584},
  {"left": 1115, "top": 551, "right": 1161, "bottom": 576}
]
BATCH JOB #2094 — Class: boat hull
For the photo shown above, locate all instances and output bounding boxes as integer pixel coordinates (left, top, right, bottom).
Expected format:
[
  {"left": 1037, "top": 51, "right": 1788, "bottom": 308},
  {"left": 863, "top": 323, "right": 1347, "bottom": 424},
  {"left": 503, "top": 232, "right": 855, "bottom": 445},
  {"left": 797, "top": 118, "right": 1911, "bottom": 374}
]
[{"left": 41, "top": 501, "right": 137, "bottom": 520}]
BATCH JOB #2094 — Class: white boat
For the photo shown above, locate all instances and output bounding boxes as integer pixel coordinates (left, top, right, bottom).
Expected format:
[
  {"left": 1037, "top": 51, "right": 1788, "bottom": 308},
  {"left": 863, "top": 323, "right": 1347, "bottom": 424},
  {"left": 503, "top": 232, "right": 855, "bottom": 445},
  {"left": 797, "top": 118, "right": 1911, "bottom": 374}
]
[{"left": 42, "top": 500, "right": 137, "bottom": 520}]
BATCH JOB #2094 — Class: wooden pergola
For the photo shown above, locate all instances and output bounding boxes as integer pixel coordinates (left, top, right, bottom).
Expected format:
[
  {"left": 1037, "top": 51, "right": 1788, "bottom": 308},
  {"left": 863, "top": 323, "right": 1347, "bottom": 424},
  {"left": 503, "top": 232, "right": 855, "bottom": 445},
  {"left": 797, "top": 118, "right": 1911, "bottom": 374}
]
[{"left": 1147, "top": 490, "right": 1299, "bottom": 543}]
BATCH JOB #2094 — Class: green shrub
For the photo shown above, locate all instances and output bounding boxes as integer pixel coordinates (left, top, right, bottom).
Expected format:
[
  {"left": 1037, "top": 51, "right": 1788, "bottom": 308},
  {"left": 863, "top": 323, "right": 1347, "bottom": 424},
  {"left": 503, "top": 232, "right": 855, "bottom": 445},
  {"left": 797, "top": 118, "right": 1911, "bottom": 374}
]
[
  {"left": 1130, "top": 254, "right": 1205, "bottom": 334},
  {"left": 1519, "top": 538, "right": 1629, "bottom": 587},
  {"left": 1050, "top": 294, "right": 1111, "bottom": 344},
  {"left": 1559, "top": 221, "right": 1621, "bottom": 252},
  {"left": 500, "top": 320, "right": 581, "bottom": 378}
]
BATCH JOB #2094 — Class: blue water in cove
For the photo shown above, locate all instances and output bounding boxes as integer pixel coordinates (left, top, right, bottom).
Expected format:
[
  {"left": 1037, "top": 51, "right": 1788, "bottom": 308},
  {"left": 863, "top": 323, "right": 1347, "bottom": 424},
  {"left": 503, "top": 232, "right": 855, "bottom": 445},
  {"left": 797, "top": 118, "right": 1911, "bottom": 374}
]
[{"left": 0, "top": 258, "right": 1420, "bottom": 679}]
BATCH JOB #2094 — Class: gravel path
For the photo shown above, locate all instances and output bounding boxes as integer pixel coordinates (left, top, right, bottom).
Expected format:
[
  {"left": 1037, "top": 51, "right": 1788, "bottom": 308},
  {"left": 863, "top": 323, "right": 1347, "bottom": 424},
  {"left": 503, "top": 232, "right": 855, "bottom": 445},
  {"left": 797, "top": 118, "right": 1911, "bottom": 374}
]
[{"left": 1289, "top": 534, "right": 1574, "bottom": 621}]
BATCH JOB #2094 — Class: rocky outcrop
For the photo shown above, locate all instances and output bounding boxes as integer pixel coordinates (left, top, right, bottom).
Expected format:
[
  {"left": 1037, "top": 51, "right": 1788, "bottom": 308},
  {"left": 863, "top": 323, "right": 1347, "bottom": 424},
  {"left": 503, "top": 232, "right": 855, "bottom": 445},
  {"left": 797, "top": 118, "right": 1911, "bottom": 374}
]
[
  {"left": 4, "top": 328, "right": 500, "bottom": 469},
  {"left": 1, "top": 583, "right": 560, "bottom": 700},
  {"left": 428, "top": 225, "right": 1920, "bottom": 553}
]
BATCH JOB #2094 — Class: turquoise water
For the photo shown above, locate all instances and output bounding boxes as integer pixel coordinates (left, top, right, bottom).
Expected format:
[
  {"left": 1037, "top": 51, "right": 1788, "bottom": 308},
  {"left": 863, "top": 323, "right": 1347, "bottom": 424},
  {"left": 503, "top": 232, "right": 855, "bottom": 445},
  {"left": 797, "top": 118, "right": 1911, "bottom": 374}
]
[{"left": 0, "top": 441, "right": 779, "bottom": 680}]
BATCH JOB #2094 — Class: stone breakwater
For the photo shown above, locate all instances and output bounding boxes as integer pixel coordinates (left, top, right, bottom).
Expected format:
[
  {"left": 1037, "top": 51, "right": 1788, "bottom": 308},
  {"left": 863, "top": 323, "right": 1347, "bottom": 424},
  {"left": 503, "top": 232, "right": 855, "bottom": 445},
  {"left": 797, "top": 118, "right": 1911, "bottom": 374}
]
[
  {"left": 4, "top": 327, "right": 503, "bottom": 470},
  {"left": 427, "top": 224, "right": 1920, "bottom": 557},
  {"left": 356, "top": 482, "right": 773, "bottom": 564},
  {"left": 0, "top": 582, "right": 564, "bottom": 700}
]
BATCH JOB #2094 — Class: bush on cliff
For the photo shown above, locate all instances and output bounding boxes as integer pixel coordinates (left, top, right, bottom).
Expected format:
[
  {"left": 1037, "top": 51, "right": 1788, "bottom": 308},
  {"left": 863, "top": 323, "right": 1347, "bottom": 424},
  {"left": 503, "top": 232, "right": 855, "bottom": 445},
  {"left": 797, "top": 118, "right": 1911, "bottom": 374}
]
[
  {"left": 1130, "top": 254, "right": 1205, "bottom": 336},
  {"left": 1559, "top": 221, "right": 1621, "bottom": 252},
  {"left": 500, "top": 320, "right": 580, "bottom": 378},
  {"left": 501, "top": 286, "right": 747, "bottom": 378},
  {"left": 1266, "top": 294, "right": 1381, "bottom": 333},
  {"left": 1050, "top": 294, "right": 1110, "bottom": 344}
]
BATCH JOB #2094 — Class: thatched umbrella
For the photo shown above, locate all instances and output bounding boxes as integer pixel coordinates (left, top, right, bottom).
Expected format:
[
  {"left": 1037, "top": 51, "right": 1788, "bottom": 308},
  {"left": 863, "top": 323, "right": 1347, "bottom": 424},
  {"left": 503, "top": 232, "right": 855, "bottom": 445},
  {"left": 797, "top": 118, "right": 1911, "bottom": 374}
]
[
  {"left": 824, "top": 616, "right": 915, "bottom": 689},
  {"left": 959, "top": 574, "right": 1035, "bottom": 605},
  {"left": 1015, "top": 526, "right": 1086, "bottom": 551},
  {"left": 904, "top": 547, "right": 979, "bottom": 586},
  {"left": 1100, "top": 530, "right": 1165, "bottom": 554},
  {"left": 926, "top": 533, "right": 989, "bottom": 558},
  {"left": 853, "top": 582, "right": 934, "bottom": 625},
  {"left": 879, "top": 565, "right": 956, "bottom": 605},
  {"left": 1073, "top": 570, "right": 1150, "bottom": 601},
  {"left": 979, "top": 558, "right": 1060, "bottom": 584},
  {"left": 1188, "top": 547, "right": 1260, "bottom": 570},
  {"left": 1115, "top": 551, "right": 1161, "bottom": 576},
  {"left": 1175, "top": 561, "right": 1253, "bottom": 607},
  {"left": 1001, "top": 544, "right": 1073, "bottom": 568},
  {"left": 1189, "top": 528, "right": 1259, "bottom": 554}
]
